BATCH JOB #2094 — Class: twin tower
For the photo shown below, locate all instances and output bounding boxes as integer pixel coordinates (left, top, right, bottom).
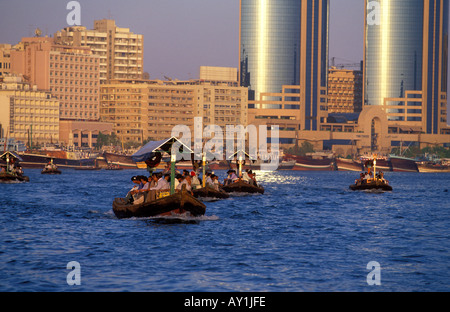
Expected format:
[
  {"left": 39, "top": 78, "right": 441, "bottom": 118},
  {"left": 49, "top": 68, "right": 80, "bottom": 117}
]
[{"left": 239, "top": 0, "right": 449, "bottom": 135}]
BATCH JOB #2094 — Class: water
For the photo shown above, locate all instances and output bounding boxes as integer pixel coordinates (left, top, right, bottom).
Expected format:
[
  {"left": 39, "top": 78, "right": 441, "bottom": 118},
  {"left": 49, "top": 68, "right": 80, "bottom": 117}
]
[{"left": 0, "top": 169, "right": 449, "bottom": 292}]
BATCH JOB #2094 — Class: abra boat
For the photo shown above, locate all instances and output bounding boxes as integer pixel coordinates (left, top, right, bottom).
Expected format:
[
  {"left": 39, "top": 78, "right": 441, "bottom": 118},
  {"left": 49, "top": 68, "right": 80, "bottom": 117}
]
[
  {"left": 222, "top": 180, "right": 264, "bottom": 194},
  {"left": 115, "top": 137, "right": 207, "bottom": 219},
  {"left": 349, "top": 180, "right": 392, "bottom": 191},
  {"left": 41, "top": 167, "right": 62, "bottom": 175},
  {"left": 112, "top": 188, "right": 206, "bottom": 219},
  {"left": 193, "top": 185, "right": 230, "bottom": 200},
  {"left": 0, "top": 151, "right": 30, "bottom": 183}
]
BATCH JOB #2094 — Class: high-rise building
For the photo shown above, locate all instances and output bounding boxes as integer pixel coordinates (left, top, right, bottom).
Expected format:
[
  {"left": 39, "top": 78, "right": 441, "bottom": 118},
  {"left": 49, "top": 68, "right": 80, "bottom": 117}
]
[
  {"left": 241, "top": 0, "right": 329, "bottom": 139},
  {"left": 10, "top": 37, "right": 100, "bottom": 121},
  {"left": 364, "top": 0, "right": 449, "bottom": 135},
  {"left": 54, "top": 19, "right": 144, "bottom": 83}
]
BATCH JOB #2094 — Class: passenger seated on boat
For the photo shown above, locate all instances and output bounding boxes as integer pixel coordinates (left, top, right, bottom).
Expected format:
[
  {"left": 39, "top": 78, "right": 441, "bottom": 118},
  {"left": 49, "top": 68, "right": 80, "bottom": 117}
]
[
  {"left": 176, "top": 175, "right": 192, "bottom": 193},
  {"left": 248, "top": 170, "right": 258, "bottom": 186},
  {"left": 151, "top": 173, "right": 170, "bottom": 191},
  {"left": 242, "top": 169, "right": 251, "bottom": 183},
  {"left": 190, "top": 171, "right": 201, "bottom": 190},
  {"left": 377, "top": 171, "right": 389, "bottom": 184},
  {"left": 125, "top": 176, "right": 141, "bottom": 204},
  {"left": 211, "top": 174, "right": 223, "bottom": 190},
  {"left": 224, "top": 170, "right": 239, "bottom": 185},
  {"left": 205, "top": 172, "right": 214, "bottom": 187},
  {"left": 0, "top": 166, "right": 5, "bottom": 173},
  {"left": 355, "top": 173, "right": 365, "bottom": 185}
]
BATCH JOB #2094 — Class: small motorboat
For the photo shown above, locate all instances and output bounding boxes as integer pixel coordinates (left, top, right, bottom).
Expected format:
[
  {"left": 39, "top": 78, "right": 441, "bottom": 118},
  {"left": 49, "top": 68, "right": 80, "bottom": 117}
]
[
  {"left": 112, "top": 188, "right": 206, "bottom": 219},
  {"left": 41, "top": 167, "right": 62, "bottom": 174},
  {"left": 349, "top": 181, "right": 393, "bottom": 191},
  {"left": 193, "top": 186, "right": 230, "bottom": 200},
  {"left": 222, "top": 180, "right": 264, "bottom": 195}
]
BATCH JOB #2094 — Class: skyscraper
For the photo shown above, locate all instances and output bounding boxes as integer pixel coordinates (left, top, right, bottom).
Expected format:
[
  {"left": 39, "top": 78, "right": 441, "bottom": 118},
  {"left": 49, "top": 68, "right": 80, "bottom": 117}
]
[
  {"left": 241, "top": 0, "right": 329, "bottom": 134},
  {"left": 364, "top": 0, "right": 448, "bottom": 134}
]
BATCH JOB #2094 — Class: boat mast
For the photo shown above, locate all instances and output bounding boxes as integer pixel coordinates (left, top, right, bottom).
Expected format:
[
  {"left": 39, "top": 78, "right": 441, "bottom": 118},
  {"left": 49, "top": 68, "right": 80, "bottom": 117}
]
[
  {"left": 202, "top": 152, "right": 206, "bottom": 188},
  {"left": 170, "top": 153, "right": 176, "bottom": 195}
]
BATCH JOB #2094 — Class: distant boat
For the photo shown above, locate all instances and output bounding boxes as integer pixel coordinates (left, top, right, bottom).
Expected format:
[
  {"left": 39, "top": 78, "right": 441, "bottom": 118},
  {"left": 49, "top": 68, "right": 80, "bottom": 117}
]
[
  {"left": 102, "top": 152, "right": 138, "bottom": 169},
  {"left": 287, "top": 155, "right": 334, "bottom": 171},
  {"left": 416, "top": 161, "right": 450, "bottom": 173},
  {"left": 41, "top": 167, "right": 62, "bottom": 175},
  {"left": 349, "top": 181, "right": 393, "bottom": 191},
  {"left": 335, "top": 158, "right": 363, "bottom": 172},
  {"left": 389, "top": 155, "right": 419, "bottom": 172}
]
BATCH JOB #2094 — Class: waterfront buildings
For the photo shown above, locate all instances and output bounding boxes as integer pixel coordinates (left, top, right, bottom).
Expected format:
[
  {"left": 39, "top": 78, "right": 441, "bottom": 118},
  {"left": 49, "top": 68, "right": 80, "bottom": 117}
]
[
  {"left": 0, "top": 75, "right": 60, "bottom": 146},
  {"left": 10, "top": 37, "right": 101, "bottom": 121},
  {"left": 54, "top": 19, "right": 144, "bottom": 83}
]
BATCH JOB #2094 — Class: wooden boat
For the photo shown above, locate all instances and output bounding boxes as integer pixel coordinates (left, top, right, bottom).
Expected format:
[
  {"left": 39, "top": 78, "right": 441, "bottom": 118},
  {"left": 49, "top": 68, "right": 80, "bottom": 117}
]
[
  {"left": 0, "top": 151, "right": 29, "bottom": 183},
  {"left": 349, "top": 180, "right": 393, "bottom": 191},
  {"left": 112, "top": 188, "right": 206, "bottom": 219},
  {"left": 0, "top": 172, "right": 30, "bottom": 183},
  {"left": 193, "top": 186, "right": 230, "bottom": 199},
  {"left": 75, "top": 166, "right": 101, "bottom": 171},
  {"left": 389, "top": 155, "right": 418, "bottom": 172},
  {"left": 41, "top": 167, "right": 62, "bottom": 174},
  {"left": 335, "top": 158, "right": 363, "bottom": 171},
  {"left": 222, "top": 180, "right": 264, "bottom": 194}
]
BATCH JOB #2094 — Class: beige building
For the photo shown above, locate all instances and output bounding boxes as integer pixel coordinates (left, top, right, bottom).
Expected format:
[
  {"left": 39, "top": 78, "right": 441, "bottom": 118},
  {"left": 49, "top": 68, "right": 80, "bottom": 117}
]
[
  {"left": 100, "top": 67, "right": 248, "bottom": 144},
  {"left": 100, "top": 80, "right": 149, "bottom": 144},
  {"left": 327, "top": 67, "right": 363, "bottom": 113},
  {"left": 54, "top": 19, "right": 144, "bottom": 83},
  {"left": 0, "top": 44, "right": 11, "bottom": 78},
  {"left": 10, "top": 37, "right": 100, "bottom": 121},
  {"left": 0, "top": 75, "right": 59, "bottom": 146}
]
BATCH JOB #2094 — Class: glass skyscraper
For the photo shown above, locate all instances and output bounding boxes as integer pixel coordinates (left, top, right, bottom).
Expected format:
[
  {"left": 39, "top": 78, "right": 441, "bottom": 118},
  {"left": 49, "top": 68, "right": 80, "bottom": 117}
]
[
  {"left": 240, "top": 0, "right": 329, "bottom": 131},
  {"left": 364, "top": 0, "right": 448, "bottom": 134}
]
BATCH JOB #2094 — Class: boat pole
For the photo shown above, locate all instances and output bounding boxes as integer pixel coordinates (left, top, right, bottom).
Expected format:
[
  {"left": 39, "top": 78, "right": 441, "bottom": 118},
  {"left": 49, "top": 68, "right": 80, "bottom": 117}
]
[
  {"left": 170, "top": 153, "right": 176, "bottom": 195},
  {"left": 202, "top": 152, "right": 206, "bottom": 188},
  {"left": 373, "top": 155, "right": 377, "bottom": 181},
  {"left": 238, "top": 154, "right": 243, "bottom": 179}
]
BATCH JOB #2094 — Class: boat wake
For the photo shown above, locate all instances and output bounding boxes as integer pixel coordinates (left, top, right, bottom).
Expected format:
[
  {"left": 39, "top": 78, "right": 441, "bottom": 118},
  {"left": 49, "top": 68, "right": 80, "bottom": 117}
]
[{"left": 126, "top": 212, "right": 220, "bottom": 224}]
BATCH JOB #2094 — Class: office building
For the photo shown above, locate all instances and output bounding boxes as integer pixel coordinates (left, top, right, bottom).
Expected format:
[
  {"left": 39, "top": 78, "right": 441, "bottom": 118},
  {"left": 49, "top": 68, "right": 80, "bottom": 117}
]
[
  {"left": 364, "top": 0, "right": 449, "bottom": 135},
  {"left": 0, "top": 44, "right": 11, "bottom": 78},
  {"left": 54, "top": 19, "right": 144, "bottom": 83}
]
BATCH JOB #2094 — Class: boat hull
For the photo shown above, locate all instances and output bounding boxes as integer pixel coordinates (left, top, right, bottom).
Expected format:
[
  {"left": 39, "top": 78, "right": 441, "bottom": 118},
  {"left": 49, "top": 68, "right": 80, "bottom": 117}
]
[
  {"left": 112, "top": 190, "right": 206, "bottom": 219},
  {"left": 17, "top": 152, "right": 95, "bottom": 169},
  {"left": 349, "top": 181, "right": 393, "bottom": 191},
  {"left": 41, "top": 169, "right": 62, "bottom": 174},
  {"left": 193, "top": 186, "right": 230, "bottom": 199},
  {"left": 222, "top": 180, "right": 264, "bottom": 194},
  {"left": 335, "top": 158, "right": 363, "bottom": 171},
  {"left": 417, "top": 164, "right": 450, "bottom": 173},
  {"left": 103, "top": 152, "right": 138, "bottom": 169},
  {"left": 0, "top": 172, "right": 30, "bottom": 183},
  {"left": 389, "top": 156, "right": 418, "bottom": 172}
]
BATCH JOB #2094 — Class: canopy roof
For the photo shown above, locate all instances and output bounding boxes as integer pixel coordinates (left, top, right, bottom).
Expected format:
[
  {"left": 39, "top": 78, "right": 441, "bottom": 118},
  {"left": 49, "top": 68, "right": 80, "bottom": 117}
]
[
  {"left": 227, "top": 150, "right": 256, "bottom": 161},
  {"left": 131, "top": 137, "right": 193, "bottom": 163},
  {"left": 0, "top": 151, "right": 23, "bottom": 162}
]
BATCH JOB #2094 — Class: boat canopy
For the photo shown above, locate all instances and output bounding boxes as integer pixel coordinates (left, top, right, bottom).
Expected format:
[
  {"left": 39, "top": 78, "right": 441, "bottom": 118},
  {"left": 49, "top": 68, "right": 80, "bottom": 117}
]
[
  {"left": 131, "top": 137, "right": 193, "bottom": 163},
  {"left": 0, "top": 151, "right": 23, "bottom": 162},
  {"left": 227, "top": 150, "right": 256, "bottom": 161}
]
